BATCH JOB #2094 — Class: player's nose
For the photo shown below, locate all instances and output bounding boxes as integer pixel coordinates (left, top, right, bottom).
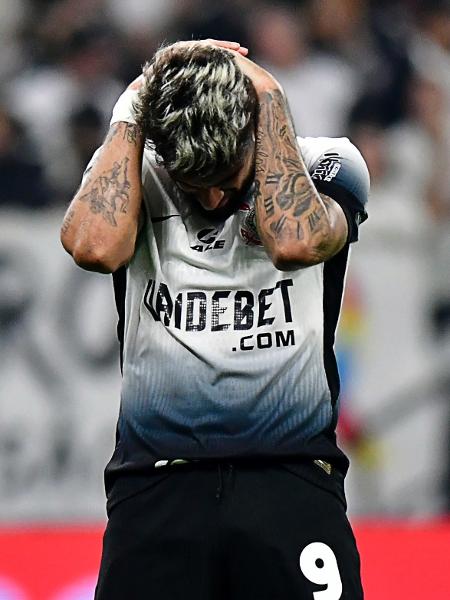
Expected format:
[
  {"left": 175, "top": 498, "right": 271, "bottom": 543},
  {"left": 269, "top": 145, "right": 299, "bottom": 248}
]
[{"left": 197, "top": 187, "right": 225, "bottom": 210}]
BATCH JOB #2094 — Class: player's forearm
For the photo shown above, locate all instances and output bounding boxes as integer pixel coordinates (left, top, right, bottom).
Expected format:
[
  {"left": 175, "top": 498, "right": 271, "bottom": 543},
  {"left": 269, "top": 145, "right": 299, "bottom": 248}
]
[
  {"left": 254, "top": 89, "right": 341, "bottom": 270},
  {"left": 61, "top": 122, "right": 144, "bottom": 273}
]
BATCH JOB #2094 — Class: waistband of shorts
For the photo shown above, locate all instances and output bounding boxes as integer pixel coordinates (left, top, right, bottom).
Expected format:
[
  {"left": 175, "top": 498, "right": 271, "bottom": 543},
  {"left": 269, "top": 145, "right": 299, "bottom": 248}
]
[{"left": 151, "top": 456, "right": 339, "bottom": 476}]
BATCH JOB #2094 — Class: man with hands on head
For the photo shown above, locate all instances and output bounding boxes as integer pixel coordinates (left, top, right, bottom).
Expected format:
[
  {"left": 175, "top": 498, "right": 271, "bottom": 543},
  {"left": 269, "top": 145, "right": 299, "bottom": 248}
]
[{"left": 61, "top": 39, "right": 369, "bottom": 600}]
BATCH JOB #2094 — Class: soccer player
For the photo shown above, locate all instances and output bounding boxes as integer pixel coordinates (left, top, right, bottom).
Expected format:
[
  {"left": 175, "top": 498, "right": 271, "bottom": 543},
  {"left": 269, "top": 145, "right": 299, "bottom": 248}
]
[{"left": 61, "top": 39, "right": 369, "bottom": 599}]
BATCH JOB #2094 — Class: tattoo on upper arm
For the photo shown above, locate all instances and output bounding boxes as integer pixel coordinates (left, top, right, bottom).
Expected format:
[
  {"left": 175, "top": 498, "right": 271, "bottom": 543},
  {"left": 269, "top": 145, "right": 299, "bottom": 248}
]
[{"left": 79, "top": 157, "right": 131, "bottom": 226}]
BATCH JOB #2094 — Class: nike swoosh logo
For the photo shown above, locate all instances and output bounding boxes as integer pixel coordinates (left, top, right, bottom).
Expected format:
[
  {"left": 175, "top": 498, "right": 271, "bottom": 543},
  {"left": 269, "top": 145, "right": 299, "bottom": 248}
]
[{"left": 151, "top": 214, "right": 181, "bottom": 223}]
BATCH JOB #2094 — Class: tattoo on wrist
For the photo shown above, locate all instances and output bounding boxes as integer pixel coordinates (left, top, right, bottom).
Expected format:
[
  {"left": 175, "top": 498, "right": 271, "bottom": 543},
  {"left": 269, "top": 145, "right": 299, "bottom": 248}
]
[{"left": 79, "top": 157, "right": 131, "bottom": 226}]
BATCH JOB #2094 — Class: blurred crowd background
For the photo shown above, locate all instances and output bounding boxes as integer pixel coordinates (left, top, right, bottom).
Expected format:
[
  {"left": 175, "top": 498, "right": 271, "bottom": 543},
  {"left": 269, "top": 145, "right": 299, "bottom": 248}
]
[{"left": 0, "top": 0, "right": 449, "bottom": 523}]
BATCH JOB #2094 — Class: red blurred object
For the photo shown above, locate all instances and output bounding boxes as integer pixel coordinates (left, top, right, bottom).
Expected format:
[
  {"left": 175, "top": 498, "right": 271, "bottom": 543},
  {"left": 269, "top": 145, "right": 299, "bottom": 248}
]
[
  {"left": 0, "top": 520, "right": 449, "bottom": 599},
  {"left": 0, "top": 526, "right": 101, "bottom": 600},
  {"left": 357, "top": 519, "right": 450, "bottom": 600}
]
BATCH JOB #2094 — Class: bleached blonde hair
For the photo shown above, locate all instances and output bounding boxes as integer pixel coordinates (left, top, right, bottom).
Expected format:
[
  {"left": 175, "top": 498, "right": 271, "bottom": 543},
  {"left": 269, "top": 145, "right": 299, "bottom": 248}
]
[{"left": 134, "top": 43, "right": 257, "bottom": 179}]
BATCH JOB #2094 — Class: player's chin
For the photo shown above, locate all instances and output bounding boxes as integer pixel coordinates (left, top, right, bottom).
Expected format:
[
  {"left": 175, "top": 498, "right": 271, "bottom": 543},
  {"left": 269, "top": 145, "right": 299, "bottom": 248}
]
[
  {"left": 209, "top": 196, "right": 241, "bottom": 221},
  {"left": 193, "top": 195, "right": 239, "bottom": 221},
  {"left": 198, "top": 191, "right": 231, "bottom": 210}
]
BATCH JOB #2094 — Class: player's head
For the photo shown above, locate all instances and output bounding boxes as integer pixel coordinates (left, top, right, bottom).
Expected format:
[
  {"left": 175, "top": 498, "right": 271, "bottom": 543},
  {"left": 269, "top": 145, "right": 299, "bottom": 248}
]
[{"left": 134, "top": 42, "right": 257, "bottom": 212}]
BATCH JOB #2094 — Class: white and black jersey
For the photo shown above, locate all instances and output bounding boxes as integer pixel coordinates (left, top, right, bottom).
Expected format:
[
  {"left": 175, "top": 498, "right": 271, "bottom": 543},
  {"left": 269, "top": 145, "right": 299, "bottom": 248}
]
[{"left": 105, "top": 137, "right": 369, "bottom": 508}]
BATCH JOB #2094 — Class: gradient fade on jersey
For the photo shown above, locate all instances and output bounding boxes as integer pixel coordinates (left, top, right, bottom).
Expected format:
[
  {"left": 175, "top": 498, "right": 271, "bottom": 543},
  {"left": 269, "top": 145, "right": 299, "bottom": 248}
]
[{"left": 107, "top": 136, "right": 369, "bottom": 478}]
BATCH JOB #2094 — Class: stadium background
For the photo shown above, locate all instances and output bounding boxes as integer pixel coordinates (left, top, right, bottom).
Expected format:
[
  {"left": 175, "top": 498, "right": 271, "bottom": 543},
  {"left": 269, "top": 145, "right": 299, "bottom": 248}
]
[{"left": 0, "top": 0, "right": 449, "bottom": 598}]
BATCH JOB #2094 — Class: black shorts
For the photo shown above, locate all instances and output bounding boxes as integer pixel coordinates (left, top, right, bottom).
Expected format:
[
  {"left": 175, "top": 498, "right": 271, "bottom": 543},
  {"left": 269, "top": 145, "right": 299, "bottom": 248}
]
[{"left": 95, "top": 459, "right": 363, "bottom": 599}]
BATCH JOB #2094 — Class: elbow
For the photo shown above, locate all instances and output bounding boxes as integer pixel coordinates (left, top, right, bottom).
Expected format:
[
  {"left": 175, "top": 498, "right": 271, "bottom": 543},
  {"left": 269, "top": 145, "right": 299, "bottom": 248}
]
[
  {"left": 61, "top": 233, "right": 130, "bottom": 274},
  {"left": 73, "top": 243, "right": 132, "bottom": 273},
  {"left": 71, "top": 248, "right": 123, "bottom": 274},
  {"left": 270, "top": 243, "right": 322, "bottom": 271}
]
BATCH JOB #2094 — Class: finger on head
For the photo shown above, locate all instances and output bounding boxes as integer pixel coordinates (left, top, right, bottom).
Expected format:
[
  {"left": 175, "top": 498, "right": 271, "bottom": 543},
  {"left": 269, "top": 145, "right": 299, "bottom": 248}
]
[{"left": 206, "top": 38, "right": 241, "bottom": 48}]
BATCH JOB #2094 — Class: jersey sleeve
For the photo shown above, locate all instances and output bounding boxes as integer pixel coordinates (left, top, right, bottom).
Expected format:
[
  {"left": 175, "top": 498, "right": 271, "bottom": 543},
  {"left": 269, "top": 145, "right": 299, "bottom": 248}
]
[{"left": 299, "top": 136, "right": 370, "bottom": 243}]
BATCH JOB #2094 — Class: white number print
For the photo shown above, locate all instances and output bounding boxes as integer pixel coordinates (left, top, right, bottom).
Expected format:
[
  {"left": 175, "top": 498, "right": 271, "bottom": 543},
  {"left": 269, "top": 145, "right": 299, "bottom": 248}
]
[{"left": 299, "top": 542, "right": 343, "bottom": 599}]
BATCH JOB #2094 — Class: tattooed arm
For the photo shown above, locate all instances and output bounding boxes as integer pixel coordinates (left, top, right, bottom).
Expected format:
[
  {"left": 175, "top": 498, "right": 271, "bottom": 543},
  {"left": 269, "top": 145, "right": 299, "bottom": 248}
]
[
  {"left": 254, "top": 88, "right": 348, "bottom": 269},
  {"left": 60, "top": 121, "right": 144, "bottom": 273},
  {"left": 231, "top": 53, "right": 348, "bottom": 270}
]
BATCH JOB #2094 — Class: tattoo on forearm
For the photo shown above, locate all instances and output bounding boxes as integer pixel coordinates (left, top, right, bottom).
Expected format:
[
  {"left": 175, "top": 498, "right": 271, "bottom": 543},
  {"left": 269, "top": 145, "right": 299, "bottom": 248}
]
[
  {"left": 263, "top": 196, "right": 275, "bottom": 217},
  {"left": 83, "top": 123, "right": 140, "bottom": 187},
  {"left": 292, "top": 197, "right": 311, "bottom": 217},
  {"left": 265, "top": 173, "right": 282, "bottom": 185},
  {"left": 254, "top": 89, "right": 335, "bottom": 255},
  {"left": 122, "top": 123, "right": 139, "bottom": 146},
  {"left": 104, "top": 122, "right": 140, "bottom": 147},
  {"left": 270, "top": 214, "right": 287, "bottom": 236},
  {"left": 307, "top": 210, "right": 323, "bottom": 233},
  {"left": 79, "top": 158, "right": 131, "bottom": 226}
]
